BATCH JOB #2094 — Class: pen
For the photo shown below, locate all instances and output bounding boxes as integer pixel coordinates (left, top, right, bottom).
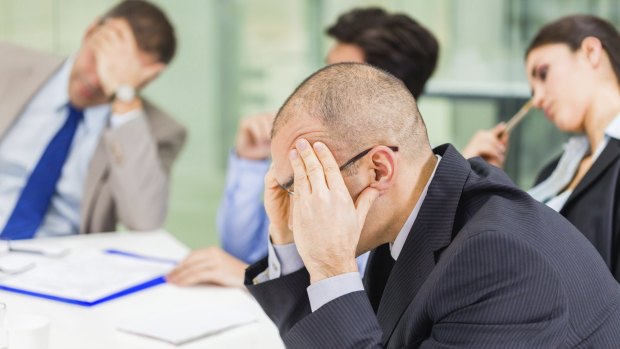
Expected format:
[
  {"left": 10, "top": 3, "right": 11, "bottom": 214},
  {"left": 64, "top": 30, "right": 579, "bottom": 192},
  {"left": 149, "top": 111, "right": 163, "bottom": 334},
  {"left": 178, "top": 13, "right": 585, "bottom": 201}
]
[
  {"left": 499, "top": 99, "right": 533, "bottom": 137},
  {"left": 7, "top": 241, "right": 69, "bottom": 258}
]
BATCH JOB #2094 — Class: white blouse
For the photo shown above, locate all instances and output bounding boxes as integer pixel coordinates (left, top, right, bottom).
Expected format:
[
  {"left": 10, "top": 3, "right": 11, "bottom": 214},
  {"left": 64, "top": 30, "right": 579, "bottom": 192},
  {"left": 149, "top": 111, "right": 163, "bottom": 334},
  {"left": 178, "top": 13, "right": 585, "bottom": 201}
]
[{"left": 528, "top": 113, "right": 620, "bottom": 211}]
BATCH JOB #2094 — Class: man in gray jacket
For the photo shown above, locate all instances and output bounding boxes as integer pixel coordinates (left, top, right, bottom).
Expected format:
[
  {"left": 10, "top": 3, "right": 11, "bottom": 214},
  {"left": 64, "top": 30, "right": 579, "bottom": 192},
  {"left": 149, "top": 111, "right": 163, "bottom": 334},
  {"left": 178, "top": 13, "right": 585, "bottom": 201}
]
[{"left": 0, "top": 0, "right": 186, "bottom": 239}]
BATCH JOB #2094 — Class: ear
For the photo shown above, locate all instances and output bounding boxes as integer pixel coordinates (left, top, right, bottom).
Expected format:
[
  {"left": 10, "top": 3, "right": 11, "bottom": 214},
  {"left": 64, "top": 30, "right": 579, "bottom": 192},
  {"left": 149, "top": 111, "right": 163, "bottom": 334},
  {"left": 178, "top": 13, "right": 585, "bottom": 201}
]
[
  {"left": 581, "top": 36, "right": 604, "bottom": 68},
  {"left": 366, "top": 146, "right": 398, "bottom": 194}
]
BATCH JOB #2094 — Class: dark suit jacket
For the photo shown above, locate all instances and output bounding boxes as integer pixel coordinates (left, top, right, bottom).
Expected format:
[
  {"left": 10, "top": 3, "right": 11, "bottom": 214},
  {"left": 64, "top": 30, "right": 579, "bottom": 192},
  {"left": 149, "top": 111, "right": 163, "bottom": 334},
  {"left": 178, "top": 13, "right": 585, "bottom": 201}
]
[
  {"left": 535, "top": 138, "right": 620, "bottom": 282},
  {"left": 246, "top": 144, "right": 620, "bottom": 348}
]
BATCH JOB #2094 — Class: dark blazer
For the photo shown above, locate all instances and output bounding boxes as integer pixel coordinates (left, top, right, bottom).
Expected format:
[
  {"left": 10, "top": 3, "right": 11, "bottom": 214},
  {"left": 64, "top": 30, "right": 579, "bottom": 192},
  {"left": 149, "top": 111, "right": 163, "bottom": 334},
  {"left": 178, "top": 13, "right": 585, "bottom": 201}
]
[
  {"left": 535, "top": 138, "right": 620, "bottom": 282},
  {"left": 246, "top": 144, "right": 620, "bottom": 349}
]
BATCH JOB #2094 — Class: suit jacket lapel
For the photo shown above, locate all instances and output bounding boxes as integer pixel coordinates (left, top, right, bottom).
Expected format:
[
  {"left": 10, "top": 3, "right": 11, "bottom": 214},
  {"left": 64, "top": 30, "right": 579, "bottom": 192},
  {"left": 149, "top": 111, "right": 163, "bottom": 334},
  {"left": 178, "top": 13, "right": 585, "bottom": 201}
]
[
  {"left": 375, "top": 144, "right": 471, "bottom": 344},
  {"left": 563, "top": 139, "right": 620, "bottom": 211}
]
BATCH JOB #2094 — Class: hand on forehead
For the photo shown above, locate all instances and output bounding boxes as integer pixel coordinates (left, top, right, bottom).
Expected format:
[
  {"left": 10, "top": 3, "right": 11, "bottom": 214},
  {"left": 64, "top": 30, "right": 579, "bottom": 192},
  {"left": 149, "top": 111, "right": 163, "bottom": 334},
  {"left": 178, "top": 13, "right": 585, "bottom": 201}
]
[
  {"left": 99, "top": 17, "right": 133, "bottom": 36},
  {"left": 272, "top": 133, "right": 341, "bottom": 189},
  {"left": 270, "top": 121, "right": 335, "bottom": 183},
  {"left": 288, "top": 138, "right": 346, "bottom": 193}
]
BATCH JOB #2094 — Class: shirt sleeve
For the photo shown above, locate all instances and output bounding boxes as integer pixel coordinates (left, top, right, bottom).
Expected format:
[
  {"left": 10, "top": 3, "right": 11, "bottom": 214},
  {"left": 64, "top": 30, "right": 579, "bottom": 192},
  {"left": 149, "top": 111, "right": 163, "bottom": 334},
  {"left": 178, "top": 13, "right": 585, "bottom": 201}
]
[
  {"left": 307, "top": 272, "right": 364, "bottom": 312},
  {"left": 217, "top": 150, "right": 271, "bottom": 264},
  {"left": 259, "top": 239, "right": 365, "bottom": 313},
  {"left": 109, "top": 108, "right": 143, "bottom": 128},
  {"left": 252, "top": 238, "right": 304, "bottom": 284}
]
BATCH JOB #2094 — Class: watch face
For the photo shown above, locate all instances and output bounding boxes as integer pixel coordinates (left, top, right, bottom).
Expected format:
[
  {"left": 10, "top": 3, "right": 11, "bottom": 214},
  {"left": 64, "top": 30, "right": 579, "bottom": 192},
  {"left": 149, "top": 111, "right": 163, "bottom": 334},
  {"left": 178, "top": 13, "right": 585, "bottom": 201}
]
[{"left": 116, "top": 85, "right": 136, "bottom": 102}]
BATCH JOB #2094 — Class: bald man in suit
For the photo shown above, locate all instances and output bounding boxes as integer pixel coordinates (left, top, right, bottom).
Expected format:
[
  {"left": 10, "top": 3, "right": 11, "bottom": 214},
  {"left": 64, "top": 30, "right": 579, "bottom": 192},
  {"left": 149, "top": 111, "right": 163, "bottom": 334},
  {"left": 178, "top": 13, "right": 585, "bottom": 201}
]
[{"left": 246, "top": 63, "right": 620, "bottom": 348}]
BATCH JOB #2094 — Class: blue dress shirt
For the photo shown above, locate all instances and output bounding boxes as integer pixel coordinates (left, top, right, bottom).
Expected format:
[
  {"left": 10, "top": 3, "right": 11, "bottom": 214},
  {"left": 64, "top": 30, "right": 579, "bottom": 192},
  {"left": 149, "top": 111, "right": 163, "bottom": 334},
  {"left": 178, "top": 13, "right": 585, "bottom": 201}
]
[
  {"left": 0, "top": 57, "right": 138, "bottom": 238},
  {"left": 217, "top": 151, "right": 271, "bottom": 264}
]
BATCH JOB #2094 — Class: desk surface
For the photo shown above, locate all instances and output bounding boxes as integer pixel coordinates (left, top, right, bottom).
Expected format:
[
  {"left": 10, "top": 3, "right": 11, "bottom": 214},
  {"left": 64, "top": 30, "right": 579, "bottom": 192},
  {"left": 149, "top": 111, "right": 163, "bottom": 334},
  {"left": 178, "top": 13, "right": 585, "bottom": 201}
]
[{"left": 0, "top": 231, "right": 284, "bottom": 349}]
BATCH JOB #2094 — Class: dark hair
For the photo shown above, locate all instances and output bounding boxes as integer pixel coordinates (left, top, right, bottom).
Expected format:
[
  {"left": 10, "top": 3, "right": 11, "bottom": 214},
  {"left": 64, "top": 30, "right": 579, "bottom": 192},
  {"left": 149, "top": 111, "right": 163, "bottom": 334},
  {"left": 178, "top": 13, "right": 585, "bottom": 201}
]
[
  {"left": 102, "top": 0, "right": 176, "bottom": 64},
  {"left": 326, "top": 7, "right": 439, "bottom": 99},
  {"left": 527, "top": 14, "right": 620, "bottom": 84}
]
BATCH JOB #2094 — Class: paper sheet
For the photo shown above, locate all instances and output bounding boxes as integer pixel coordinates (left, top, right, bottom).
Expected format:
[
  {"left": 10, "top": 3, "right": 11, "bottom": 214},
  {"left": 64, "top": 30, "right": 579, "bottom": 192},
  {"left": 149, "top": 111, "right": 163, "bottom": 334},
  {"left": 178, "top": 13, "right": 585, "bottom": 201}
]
[
  {"left": 118, "top": 304, "right": 257, "bottom": 345},
  {"left": 0, "top": 250, "right": 174, "bottom": 303}
]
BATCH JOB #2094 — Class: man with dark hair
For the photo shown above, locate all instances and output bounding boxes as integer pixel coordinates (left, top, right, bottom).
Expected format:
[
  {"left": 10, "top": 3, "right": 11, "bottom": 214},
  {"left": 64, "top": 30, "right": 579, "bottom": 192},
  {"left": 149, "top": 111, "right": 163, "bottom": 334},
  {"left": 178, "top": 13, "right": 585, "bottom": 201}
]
[
  {"left": 326, "top": 7, "right": 438, "bottom": 99},
  {"left": 247, "top": 62, "right": 620, "bottom": 348},
  {"left": 0, "top": 0, "right": 186, "bottom": 239}
]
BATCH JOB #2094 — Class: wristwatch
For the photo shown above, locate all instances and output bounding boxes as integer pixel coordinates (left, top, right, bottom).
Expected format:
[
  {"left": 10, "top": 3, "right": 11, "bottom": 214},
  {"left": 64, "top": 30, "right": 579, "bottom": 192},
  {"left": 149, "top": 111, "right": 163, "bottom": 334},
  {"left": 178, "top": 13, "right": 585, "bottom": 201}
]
[{"left": 114, "top": 85, "right": 136, "bottom": 103}]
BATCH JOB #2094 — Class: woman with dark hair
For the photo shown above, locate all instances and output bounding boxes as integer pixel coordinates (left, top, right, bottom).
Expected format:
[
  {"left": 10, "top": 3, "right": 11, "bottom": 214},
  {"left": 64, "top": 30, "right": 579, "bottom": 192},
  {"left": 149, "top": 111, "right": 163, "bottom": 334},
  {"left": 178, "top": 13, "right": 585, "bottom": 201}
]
[{"left": 525, "top": 14, "right": 620, "bottom": 281}]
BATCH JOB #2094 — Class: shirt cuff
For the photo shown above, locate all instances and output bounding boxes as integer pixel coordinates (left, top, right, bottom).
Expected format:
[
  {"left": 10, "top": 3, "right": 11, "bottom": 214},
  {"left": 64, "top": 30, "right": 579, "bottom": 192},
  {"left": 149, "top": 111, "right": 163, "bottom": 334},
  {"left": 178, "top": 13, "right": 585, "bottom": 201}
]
[
  {"left": 252, "top": 238, "right": 305, "bottom": 284},
  {"left": 110, "top": 108, "right": 143, "bottom": 128},
  {"left": 268, "top": 239, "right": 304, "bottom": 279},
  {"left": 307, "top": 272, "right": 364, "bottom": 312}
]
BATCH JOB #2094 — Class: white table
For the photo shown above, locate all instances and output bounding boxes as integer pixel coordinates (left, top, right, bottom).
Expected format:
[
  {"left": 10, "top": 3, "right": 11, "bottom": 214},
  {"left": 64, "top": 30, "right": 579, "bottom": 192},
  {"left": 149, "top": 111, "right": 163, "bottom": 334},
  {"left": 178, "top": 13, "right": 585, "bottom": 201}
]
[{"left": 0, "top": 231, "right": 284, "bottom": 349}]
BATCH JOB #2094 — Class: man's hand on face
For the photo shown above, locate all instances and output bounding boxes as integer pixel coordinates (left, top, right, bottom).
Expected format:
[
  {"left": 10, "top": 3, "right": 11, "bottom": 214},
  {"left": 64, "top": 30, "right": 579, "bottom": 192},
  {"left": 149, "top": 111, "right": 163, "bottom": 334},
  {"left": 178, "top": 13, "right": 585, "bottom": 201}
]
[
  {"left": 235, "top": 113, "right": 275, "bottom": 160},
  {"left": 264, "top": 165, "right": 293, "bottom": 245},
  {"left": 89, "top": 18, "right": 164, "bottom": 98},
  {"left": 290, "top": 139, "right": 379, "bottom": 284}
]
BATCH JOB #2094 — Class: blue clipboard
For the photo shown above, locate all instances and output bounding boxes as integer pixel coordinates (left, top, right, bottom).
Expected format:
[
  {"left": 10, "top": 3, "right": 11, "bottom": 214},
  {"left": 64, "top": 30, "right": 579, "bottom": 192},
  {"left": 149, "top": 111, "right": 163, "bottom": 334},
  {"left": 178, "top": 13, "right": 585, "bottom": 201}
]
[{"left": 0, "top": 249, "right": 178, "bottom": 307}]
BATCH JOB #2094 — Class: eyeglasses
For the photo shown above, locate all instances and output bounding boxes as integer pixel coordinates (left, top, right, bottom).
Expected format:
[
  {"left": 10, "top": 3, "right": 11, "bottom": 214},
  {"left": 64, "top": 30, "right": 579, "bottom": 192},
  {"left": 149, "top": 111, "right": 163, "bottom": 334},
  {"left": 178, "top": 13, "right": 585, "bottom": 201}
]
[{"left": 279, "top": 145, "right": 399, "bottom": 195}]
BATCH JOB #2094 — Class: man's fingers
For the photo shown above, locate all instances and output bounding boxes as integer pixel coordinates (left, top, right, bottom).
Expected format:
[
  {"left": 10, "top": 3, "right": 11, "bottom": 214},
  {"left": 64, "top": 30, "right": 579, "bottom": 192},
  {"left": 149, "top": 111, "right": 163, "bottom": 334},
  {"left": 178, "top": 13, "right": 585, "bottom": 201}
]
[
  {"left": 290, "top": 147, "right": 311, "bottom": 195},
  {"left": 295, "top": 139, "right": 327, "bottom": 192},
  {"left": 102, "top": 22, "right": 123, "bottom": 44},
  {"left": 91, "top": 29, "right": 115, "bottom": 58},
  {"left": 167, "top": 260, "right": 215, "bottom": 285},
  {"left": 313, "top": 142, "right": 346, "bottom": 190},
  {"left": 264, "top": 166, "right": 282, "bottom": 190},
  {"left": 173, "top": 248, "right": 218, "bottom": 272},
  {"left": 255, "top": 117, "right": 271, "bottom": 143},
  {"left": 170, "top": 268, "right": 215, "bottom": 286},
  {"left": 97, "top": 26, "right": 118, "bottom": 48},
  {"left": 354, "top": 186, "right": 380, "bottom": 228},
  {"left": 258, "top": 115, "right": 273, "bottom": 143},
  {"left": 105, "top": 18, "right": 132, "bottom": 43},
  {"left": 246, "top": 119, "right": 265, "bottom": 143}
]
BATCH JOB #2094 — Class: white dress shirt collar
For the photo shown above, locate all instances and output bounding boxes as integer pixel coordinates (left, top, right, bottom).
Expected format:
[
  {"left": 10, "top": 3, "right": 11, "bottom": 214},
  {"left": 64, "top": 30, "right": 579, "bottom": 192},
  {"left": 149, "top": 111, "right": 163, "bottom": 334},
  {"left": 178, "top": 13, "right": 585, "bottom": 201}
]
[
  {"left": 390, "top": 155, "right": 441, "bottom": 260},
  {"left": 604, "top": 112, "right": 620, "bottom": 141},
  {"left": 529, "top": 112, "right": 620, "bottom": 207}
]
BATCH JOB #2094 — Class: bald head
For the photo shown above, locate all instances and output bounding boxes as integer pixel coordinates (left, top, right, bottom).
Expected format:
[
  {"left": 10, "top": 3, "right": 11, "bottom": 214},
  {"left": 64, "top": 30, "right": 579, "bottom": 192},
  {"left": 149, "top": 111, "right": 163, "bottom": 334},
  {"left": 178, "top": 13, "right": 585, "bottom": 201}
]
[{"left": 273, "top": 63, "right": 430, "bottom": 159}]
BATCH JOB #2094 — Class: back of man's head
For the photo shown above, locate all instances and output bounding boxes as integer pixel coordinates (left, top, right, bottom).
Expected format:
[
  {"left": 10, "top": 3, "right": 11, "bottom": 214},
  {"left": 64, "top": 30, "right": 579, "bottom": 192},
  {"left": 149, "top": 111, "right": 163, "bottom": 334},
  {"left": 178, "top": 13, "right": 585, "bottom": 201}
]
[
  {"left": 102, "top": 0, "right": 176, "bottom": 64},
  {"left": 326, "top": 7, "right": 439, "bottom": 99},
  {"left": 273, "top": 63, "right": 430, "bottom": 160}
]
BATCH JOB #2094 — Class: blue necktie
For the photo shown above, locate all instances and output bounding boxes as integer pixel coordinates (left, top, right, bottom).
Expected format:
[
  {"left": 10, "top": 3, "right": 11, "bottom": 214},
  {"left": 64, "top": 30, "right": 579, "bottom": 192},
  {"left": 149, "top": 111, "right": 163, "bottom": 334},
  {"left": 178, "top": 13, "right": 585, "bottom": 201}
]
[{"left": 1, "top": 105, "right": 84, "bottom": 240}]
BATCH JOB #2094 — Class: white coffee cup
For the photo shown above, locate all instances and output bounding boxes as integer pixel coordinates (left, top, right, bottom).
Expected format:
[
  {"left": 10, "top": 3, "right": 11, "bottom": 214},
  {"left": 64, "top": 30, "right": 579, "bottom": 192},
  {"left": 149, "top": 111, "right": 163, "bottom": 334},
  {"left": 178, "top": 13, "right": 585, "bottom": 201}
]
[{"left": 8, "top": 314, "right": 50, "bottom": 349}]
